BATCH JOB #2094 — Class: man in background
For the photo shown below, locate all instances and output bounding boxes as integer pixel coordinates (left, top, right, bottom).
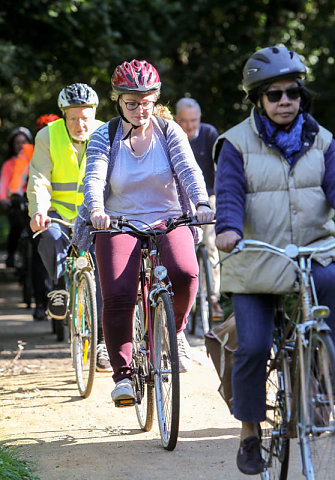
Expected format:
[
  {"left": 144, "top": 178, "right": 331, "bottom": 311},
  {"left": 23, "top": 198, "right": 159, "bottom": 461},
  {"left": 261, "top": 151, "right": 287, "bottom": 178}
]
[{"left": 176, "top": 97, "right": 222, "bottom": 317}]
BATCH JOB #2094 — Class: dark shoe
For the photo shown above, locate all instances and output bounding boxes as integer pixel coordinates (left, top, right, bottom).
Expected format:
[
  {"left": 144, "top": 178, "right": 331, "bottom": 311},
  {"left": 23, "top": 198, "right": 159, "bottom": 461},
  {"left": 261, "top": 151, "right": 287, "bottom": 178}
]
[
  {"left": 236, "top": 436, "right": 264, "bottom": 475},
  {"left": 96, "top": 342, "right": 112, "bottom": 372},
  {"left": 47, "top": 289, "right": 69, "bottom": 320},
  {"left": 33, "top": 304, "right": 47, "bottom": 321},
  {"left": 6, "top": 253, "right": 15, "bottom": 268}
]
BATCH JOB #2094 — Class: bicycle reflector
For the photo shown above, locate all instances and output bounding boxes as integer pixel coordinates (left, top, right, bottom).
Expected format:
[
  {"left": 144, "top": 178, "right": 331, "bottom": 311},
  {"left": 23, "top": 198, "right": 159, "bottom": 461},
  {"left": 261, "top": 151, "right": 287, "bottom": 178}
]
[
  {"left": 154, "top": 265, "right": 167, "bottom": 281},
  {"left": 76, "top": 256, "right": 88, "bottom": 269},
  {"left": 312, "top": 305, "right": 330, "bottom": 319}
]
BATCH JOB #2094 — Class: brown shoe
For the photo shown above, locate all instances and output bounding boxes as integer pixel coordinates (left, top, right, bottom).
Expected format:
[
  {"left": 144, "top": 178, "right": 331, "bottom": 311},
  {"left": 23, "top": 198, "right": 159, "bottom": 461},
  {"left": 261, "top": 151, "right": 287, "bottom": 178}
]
[{"left": 211, "top": 296, "right": 223, "bottom": 320}]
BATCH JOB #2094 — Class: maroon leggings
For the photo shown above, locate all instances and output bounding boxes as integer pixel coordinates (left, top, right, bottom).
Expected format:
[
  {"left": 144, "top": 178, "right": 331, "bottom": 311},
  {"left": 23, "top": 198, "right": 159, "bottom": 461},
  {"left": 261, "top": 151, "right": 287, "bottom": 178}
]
[{"left": 95, "top": 226, "right": 199, "bottom": 382}]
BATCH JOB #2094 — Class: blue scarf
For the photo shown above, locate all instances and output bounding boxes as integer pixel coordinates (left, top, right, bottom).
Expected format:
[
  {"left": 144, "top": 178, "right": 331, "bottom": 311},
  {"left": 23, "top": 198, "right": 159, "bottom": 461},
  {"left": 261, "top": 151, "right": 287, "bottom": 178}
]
[{"left": 259, "top": 113, "right": 305, "bottom": 163}]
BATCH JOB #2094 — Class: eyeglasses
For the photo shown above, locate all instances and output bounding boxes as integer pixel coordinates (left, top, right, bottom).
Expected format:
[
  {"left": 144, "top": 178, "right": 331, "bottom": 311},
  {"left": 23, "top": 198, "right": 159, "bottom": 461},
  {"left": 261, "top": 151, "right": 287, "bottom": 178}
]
[
  {"left": 264, "top": 87, "right": 301, "bottom": 103},
  {"left": 122, "top": 99, "right": 155, "bottom": 111}
]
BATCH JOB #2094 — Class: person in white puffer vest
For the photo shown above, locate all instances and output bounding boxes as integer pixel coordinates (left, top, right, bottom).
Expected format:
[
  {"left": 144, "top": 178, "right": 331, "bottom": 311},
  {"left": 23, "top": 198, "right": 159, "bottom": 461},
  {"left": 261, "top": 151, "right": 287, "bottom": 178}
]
[{"left": 215, "top": 45, "right": 335, "bottom": 475}]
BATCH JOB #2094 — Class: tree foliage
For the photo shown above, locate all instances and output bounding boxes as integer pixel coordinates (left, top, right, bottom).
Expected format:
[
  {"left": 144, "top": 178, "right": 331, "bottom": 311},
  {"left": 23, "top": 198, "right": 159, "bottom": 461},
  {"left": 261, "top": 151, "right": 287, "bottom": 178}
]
[{"left": 0, "top": 0, "right": 335, "bottom": 161}]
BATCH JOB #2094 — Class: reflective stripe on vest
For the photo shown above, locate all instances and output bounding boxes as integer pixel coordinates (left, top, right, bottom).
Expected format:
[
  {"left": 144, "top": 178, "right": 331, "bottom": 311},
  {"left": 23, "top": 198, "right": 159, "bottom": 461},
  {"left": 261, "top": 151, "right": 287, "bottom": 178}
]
[{"left": 49, "top": 119, "right": 87, "bottom": 220}]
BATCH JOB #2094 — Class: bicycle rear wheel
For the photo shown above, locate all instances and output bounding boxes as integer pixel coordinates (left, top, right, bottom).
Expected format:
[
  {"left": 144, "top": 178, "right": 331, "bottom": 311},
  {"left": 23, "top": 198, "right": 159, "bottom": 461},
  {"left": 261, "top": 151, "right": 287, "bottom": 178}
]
[
  {"left": 72, "top": 271, "right": 97, "bottom": 398},
  {"left": 260, "top": 347, "right": 289, "bottom": 480},
  {"left": 191, "top": 246, "right": 213, "bottom": 335},
  {"left": 153, "top": 291, "right": 180, "bottom": 450},
  {"left": 133, "top": 295, "right": 154, "bottom": 431},
  {"left": 298, "top": 330, "right": 335, "bottom": 479}
]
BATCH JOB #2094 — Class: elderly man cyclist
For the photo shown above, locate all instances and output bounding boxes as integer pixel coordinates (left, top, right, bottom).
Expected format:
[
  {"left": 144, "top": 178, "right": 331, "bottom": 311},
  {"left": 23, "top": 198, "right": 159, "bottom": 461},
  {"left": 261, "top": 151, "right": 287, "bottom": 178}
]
[{"left": 27, "top": 83, "right": 111, "bottom": 372}]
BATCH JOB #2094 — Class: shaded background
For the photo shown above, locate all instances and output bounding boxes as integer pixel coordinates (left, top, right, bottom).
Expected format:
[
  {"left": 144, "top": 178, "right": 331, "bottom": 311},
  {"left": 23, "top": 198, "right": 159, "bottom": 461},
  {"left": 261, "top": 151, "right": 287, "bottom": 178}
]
[{"left": 1, "top": 0, "right": 335, "bottom": 160}]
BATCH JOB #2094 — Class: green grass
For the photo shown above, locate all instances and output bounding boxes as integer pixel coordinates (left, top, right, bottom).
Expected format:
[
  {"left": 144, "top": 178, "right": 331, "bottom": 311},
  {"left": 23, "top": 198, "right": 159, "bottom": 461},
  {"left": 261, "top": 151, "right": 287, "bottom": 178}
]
[{"left": 0, "top": 444, "right": 40, "bottom": 480}]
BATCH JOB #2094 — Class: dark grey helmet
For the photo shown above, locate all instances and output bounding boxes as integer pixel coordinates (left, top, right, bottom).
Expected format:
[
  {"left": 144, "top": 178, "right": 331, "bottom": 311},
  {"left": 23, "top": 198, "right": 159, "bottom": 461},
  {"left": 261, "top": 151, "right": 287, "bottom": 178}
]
[{"left": 242, "top": 46, "right": 306, "bottom": 94}]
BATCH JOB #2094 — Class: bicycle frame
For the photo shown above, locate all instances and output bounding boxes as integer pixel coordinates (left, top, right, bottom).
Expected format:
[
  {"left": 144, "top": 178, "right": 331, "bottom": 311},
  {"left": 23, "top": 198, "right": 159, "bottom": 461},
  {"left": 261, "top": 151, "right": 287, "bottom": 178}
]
[
  {"left": 64, "top": 245, "right": 95, "bottom": 328},
  {"left": 220, "top": 238, "right": 335, "bottom": 479},
  {"left": 33, "top": 219, "right": 98, "bottom": 397},
  {"left": 138, "top": 236, "right": 174, "bottom": 378},
  {"left": 92, "top": 214, "right": 212, "bottom": 449},
  {"left": 94, "top": 215, "right": 212, "bottom": 377}
]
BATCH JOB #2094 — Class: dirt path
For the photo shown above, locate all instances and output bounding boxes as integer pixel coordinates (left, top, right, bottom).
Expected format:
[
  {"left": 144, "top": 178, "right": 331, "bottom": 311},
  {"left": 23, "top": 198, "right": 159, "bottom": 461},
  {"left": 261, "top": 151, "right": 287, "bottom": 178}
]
[{"left": 0, "top": 263, "right": 304, "bottom": 480}]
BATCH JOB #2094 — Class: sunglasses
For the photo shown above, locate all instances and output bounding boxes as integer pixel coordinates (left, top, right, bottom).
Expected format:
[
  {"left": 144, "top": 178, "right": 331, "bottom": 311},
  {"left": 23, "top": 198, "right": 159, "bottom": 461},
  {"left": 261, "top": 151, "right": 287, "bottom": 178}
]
[{"left": 264, "top": 87, "right": 301, "bottom": 103}]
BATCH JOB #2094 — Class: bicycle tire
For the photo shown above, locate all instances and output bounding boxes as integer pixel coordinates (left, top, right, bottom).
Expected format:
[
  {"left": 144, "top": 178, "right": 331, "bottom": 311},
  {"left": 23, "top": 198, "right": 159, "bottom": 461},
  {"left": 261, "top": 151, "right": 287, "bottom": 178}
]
[
  {"left": 72, "top": 271, "right": 97, "bottom": 398},
  {"left": 298, "top": 330, "right": 335, "bottom": 480},
  {"left": 133, "top": 295, "right": 154, "bottom": 431},
  {"left": 153, "top": 291, "right": 180, "bottom": 450},
  {"left": 260, "top": 347, "right": 290, "bottom": 480},
  {"left": 22, "top": 237, "right": 33, "bottom": 308},
  {"left": 190, "top": 246, "right": 213, "bottom": 336}
]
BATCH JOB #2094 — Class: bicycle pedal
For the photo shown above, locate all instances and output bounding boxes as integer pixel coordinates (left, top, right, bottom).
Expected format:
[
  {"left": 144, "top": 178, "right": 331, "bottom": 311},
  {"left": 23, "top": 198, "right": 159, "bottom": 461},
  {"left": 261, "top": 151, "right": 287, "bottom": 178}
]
[{"left": 114, "top": 398, "right": 136, "bottom": 407}]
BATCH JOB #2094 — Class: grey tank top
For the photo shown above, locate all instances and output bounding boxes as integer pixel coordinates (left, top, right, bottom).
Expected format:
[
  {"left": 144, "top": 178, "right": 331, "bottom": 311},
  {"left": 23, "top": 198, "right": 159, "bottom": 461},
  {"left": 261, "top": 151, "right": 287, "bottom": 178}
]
[{"left": 105, "top": 131, "right": 182, "bottom": 228}]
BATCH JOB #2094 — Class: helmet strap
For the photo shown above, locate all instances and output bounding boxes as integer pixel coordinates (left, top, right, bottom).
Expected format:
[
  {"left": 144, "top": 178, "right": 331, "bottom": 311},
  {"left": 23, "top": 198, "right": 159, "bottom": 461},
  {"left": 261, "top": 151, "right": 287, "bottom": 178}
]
[{"left": 117, "top": 97, "right": 140, "bottom": 152}]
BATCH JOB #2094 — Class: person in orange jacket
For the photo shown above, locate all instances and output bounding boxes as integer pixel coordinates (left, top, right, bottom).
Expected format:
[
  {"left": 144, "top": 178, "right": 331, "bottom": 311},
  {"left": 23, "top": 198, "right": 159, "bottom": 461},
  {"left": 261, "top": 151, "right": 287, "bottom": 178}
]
[
  {"left": 0, "top": 127, "right": 33, "bottom": 267},
  {"left": 7, "top": 115, "right": 59, "bottom": 320},
  {"left": 9, "top": 115, "right": 60, "bottom": 197}
]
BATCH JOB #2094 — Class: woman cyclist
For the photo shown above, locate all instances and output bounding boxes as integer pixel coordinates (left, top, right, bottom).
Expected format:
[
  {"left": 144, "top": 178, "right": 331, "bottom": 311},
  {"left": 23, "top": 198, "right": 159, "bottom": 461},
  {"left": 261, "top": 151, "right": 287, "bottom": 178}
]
[
  {"left": 73, "top": 59, "right": 214, "bottom": 403},
  {"left": 215, "top": 46, "right": 335, "bottom": 475}
]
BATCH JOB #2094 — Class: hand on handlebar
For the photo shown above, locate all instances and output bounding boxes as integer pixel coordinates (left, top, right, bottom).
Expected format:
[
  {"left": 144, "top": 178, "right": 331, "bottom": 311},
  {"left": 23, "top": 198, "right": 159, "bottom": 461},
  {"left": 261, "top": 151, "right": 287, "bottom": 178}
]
[
  {"left": 215, "top": 230, "right": 242, "bottom": 253},
  {"left": 195, "top": 205, "right": 215, "bottom": 223},
  {"left": 30, "top": 212, "right": 50, "bottom": 233},
  {"left": 90, "top": 209, "right": 110, "bottom": 230}
]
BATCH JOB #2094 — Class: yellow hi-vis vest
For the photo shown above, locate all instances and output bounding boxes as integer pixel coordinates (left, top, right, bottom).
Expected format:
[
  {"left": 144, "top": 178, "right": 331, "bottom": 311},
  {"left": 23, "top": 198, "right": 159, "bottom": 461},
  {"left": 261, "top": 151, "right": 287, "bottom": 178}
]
[{"left": 49, "top": 118, "right": 101, "bottom": 220}]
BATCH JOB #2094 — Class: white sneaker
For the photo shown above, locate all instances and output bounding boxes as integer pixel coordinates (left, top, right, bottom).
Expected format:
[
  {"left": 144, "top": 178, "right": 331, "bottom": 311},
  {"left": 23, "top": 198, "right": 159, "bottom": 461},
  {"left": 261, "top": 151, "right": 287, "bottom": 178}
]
[
  {"left": 177, "top": 331, "right": 192, "bottom": 373},
  {"left": 111, "top": 378, "right": 135, "bottom": 406}
]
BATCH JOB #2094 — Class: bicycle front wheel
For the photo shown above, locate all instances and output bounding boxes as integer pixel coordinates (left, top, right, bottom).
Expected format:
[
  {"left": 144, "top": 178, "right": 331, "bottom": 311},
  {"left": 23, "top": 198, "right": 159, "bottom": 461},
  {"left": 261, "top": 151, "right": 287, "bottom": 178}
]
[
  {"left": 133, "top": 295, "right": 154, "bottom": 431},
  {"left": 72, "top": 271, "right": 97, "bottom": 398},
  {"left": 260, "top": 348, "right": 289, "bottom": 480},
  {"left": 191, "top": 247, "right": 213, "bottom": 335},
  {"left": 298, "top": 330, "right": 335, "bottom": 480},
  {"left": 153, "top": 291, "right": 180, "bottom": 450}
]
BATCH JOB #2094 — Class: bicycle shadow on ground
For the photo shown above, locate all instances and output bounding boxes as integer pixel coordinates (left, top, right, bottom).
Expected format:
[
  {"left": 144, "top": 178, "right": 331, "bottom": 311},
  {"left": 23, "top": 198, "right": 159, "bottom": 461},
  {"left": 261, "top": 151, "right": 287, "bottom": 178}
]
[
  {"left": 0, "top": 428, "right": 306, "bottom": 480},
  {"left": 0, "top": 430, "right": 247, "bottom": 480}
]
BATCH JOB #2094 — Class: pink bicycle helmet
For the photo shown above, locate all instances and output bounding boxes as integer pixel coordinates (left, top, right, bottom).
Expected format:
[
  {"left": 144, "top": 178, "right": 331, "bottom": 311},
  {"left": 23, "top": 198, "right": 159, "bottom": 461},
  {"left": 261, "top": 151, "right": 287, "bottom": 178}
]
[{"left": 111, "top": 59, "right": 161, "bottom": 95}]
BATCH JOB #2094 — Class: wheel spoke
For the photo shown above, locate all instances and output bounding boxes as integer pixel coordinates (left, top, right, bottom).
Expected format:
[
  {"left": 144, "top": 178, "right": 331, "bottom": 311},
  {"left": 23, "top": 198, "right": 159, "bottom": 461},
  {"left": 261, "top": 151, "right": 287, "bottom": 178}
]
[
  {"left": 73, "top": 271, "right": 97, "bottom": 398},
  {"left": 298, "top": 331, "right": 335, "bottom": 479},
  {"left": 153, "top": 292, "right": 179, "bottom": 450},
  {"left": 133, "top": 296, "right": 154, "bottom": 432}
]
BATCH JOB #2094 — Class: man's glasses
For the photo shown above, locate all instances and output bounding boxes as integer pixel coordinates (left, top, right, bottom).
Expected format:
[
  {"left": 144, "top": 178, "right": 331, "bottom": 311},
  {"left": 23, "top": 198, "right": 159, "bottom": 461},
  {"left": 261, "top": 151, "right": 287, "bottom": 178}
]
[
  {"left": 264, "top": 87, "right": 301, "bottom": 103},
  {"left": 122, "top": 100, "right": 155, "bottom": 111}
]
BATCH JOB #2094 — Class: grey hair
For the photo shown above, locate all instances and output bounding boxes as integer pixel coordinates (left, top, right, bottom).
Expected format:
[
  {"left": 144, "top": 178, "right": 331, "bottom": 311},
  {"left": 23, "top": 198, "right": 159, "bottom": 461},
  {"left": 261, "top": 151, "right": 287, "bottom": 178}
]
[{"left": 175, "top": 97, "right": 201, "bottom": 115}]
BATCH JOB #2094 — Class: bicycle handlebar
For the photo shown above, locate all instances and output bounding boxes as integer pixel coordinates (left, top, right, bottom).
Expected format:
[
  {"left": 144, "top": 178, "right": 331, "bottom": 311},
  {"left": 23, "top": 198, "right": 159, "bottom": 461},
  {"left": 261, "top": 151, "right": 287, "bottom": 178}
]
[
  {"left": 220, "top": 238, "right": 335, "bottom": 271},
  {"left": 32, "top": 217, "right": 75, "bottom": 239},
  {"left": 89, "top": 215, "right": 215, "bottom": 238}
]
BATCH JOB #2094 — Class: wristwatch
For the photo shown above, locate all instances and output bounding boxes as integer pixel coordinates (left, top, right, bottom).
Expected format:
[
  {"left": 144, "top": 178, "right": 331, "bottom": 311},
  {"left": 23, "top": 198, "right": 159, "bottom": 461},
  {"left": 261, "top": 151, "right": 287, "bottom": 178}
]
[{"left": 195, "top": 201, "right": 210, "bottom": 209}]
